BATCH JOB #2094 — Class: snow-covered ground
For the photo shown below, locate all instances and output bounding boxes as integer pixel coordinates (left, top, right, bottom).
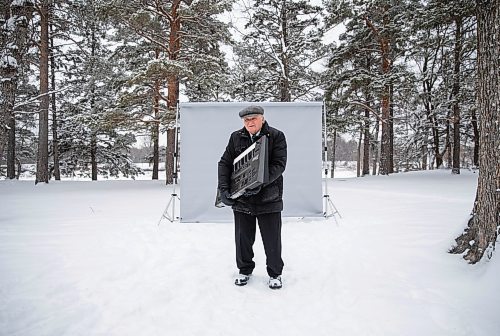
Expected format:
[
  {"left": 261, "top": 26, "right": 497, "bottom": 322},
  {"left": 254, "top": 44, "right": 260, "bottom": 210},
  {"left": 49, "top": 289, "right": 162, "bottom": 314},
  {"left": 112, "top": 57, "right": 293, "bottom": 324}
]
[{"left": 1, "top": 170, "right": 499, "bottom": 336}]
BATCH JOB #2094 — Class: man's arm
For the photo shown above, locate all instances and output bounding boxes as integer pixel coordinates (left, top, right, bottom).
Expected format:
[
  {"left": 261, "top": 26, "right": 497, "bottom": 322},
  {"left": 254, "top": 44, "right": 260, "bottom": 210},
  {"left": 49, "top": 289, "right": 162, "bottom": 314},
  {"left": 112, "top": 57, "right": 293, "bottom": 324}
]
[
  {"left": 218, "top": 134, "right": 235, "bottom": 192},
  {"left": 265, "top": 131, "right": 287, "bottom": 186}
]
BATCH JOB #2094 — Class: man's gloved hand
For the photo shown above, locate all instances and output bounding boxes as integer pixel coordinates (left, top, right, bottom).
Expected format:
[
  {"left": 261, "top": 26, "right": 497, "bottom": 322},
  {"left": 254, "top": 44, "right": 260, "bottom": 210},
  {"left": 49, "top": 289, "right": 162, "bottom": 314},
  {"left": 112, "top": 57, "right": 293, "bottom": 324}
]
[
  {"left": 243, "top": 185, "right": 262, "bottom": 197},
  {"left": 220, "top": 189, "right": 235, "bottom": 206}
]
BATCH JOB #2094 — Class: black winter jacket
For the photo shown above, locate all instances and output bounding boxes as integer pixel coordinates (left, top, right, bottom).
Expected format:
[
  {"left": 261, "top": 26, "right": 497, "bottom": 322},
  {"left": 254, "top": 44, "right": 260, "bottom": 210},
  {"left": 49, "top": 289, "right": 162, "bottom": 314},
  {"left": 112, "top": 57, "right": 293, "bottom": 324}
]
[{"left": 218, "top": 121, "right": 287, "bottom": 215}]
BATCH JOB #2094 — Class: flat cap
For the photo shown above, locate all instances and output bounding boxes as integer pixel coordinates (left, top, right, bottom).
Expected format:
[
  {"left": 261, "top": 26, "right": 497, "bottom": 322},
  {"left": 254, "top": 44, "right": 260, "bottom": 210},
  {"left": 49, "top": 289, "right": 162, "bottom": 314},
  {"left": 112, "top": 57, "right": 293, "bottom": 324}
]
[{"left": 238, "top": 105, "right": 264, "bottom": 118}]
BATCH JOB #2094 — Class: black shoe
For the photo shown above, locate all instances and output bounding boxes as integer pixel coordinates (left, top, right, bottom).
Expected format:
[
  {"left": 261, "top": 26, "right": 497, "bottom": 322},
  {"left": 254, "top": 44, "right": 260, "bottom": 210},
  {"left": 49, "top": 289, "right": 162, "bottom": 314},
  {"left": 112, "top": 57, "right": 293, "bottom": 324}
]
[
  {"left": 234, "top": 274, "right": 251, "bottom": 286},
  {"left": 268, "top": 276, "right": 282, "bottom": 289}
]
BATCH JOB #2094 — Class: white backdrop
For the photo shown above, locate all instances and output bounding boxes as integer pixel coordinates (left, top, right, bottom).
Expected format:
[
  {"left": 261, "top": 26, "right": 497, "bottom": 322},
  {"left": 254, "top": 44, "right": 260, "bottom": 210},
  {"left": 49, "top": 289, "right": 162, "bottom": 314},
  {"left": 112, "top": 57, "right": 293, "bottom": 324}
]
[{"left": 179, "top": 102, "right": 323, "bottom": 223}]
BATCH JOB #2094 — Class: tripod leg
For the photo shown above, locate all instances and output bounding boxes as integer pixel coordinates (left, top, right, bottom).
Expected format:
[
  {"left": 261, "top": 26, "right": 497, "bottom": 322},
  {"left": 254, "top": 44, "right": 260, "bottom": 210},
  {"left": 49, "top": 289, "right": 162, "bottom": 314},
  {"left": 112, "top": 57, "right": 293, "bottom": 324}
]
[
  {"left": 158, "top": 194, "right": 178, "bottom": 225},
  {"left": 327, "top": 197, "right": 341, "bottom": 218},
  {"left": 323, "top": 195, "right": 341, "bottom": 220}
]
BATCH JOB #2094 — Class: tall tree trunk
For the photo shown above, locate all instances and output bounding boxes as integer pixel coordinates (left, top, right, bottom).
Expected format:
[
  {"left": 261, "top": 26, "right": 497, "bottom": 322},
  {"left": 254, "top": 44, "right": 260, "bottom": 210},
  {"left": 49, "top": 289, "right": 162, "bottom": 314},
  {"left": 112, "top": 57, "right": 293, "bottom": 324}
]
[
  {"left": 279, "top": 2, "right": 291, "bottom": 102},
  {"left": 0, "top": 65, "right": 15, "bottom": 166},
  {"left": 445, "top": 118, "right": 452, "bottom": 168},
  {"left": 90, "top": 24, "right": 97, "bottom": 181},
  {"left": 452, "top": 16, "right": 462, "bottom": 174},
  {"left": 362, "top": 105, "right": 370, "bottom": 176},
  {"left": 1, "top": 0, "right": 33, "bottom": 175},
  {"left": 331, "top": 129, "right": 337, "bottom": 178},
  {"left": 90, "top": 133, "right": 97, "bottom": 180},
  {"left": 450, "top": 0, "right": 499, "bottom": 263},
  {"left": 165, "top": 0, "right": 181, "bottom": 184},
  {"left": 388, "top": 83, "right": 394, "bottom": 173},
  {"left": 422, "top": 130, "right": 428, "bottom": 170},
  {"left": 379, "top": 60, "right": 391, "bottom": 175},
  {"left": 5, "top": 0, "right": 15, "bottom": 179},
  {"left": 0, "top": 0, "right": 13, "bottom": 164},
  {"left": 426, "top": 82, "right": 442, "bottom": 169},
  {"left": 36, "top": 0, "right": 50, "bottom": 184},
  {"left": 422, "top": 53, "right": 442, "bottom": 169},
  {"left": 7, "top": 113, "right": 15, "bottom": 178},
  {"left": 165, "top": 128, "right": 176, "bottom": 184},
  {"left": 152, "top": 77, "right": 160, "bottom": 180},
  {"left": 50, "top": 20, "right": 60, "bottom": 180},
  {"left": 470, "top": 109, "right": 479, "bottom": 167},
  {"left": 362, "top": 56, "right": 371, "bottom": 176},
  {"left": 364, "top": 9, "right": 392, "bottom": 175},
  {"left": 372, "top": 119, "right": 380, "bottom": 175},
  {"left": 357, "top": 126, "right": 362, "bottom": 177}
]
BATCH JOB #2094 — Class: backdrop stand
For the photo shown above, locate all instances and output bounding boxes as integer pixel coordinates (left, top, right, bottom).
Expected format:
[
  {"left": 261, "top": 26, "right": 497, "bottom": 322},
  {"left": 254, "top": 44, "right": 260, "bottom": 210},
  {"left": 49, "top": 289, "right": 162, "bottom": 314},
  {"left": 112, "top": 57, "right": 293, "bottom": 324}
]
[
  {"left": 158, "top": 101, "right": 181, "bottom": 224},
  {"left": 322, "top": 100, "right": 341, "bottom": 222}
]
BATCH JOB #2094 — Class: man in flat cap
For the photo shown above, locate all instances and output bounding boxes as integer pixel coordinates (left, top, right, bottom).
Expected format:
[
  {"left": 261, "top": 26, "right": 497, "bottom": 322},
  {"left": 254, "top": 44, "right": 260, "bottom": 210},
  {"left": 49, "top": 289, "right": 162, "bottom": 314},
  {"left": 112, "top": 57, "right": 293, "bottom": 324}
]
[{"left": 218, "top": 105, "right": 287, "bottom": 289}]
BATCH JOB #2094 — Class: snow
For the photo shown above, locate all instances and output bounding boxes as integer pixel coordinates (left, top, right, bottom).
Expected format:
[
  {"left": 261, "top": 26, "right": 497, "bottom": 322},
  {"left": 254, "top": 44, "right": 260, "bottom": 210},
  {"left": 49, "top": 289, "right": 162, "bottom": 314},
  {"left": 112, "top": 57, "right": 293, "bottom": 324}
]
[
  {"left": 0, "top": 55, "right": 18, "bottom": 69},
  {"left": 10, "top": 0, "right": 33, "bottom": 6},
  {"left": 1, "top": 170, "right": 499, "bottom": 335}
]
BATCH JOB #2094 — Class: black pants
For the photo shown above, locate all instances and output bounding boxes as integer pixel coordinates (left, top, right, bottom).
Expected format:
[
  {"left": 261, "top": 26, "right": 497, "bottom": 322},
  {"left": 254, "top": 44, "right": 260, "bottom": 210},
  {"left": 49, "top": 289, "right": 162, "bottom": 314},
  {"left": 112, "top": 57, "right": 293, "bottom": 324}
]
[{"left": 234, "top": 211, "right": 284, "bottom": 278}]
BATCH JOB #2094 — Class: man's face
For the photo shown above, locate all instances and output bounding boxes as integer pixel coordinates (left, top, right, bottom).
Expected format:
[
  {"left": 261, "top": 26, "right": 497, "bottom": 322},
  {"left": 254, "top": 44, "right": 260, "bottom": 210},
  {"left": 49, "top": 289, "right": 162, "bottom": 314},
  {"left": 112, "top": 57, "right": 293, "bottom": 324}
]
[{"left": 243, "top": 114, "right": 264, "bottom": 135}]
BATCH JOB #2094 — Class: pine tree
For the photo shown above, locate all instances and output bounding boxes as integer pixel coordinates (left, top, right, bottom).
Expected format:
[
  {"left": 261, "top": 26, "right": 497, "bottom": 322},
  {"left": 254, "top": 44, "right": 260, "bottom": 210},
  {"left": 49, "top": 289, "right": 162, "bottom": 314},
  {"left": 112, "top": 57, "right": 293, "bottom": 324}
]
[
  {"left": 408, "top": 0, "right": 476, "bottom": 170},
  {"left": 232, "top": 0, "right": 326, "bottom": 102},
  {"left": 105, "top": 0, "right": 233, "bottom": 182},
  {"left": 450, "top": 0, "right": 499, "bottom": 263},
  {"left": 35, "top": 0, "right": 50, "bottom": 184},
  {"left": 324, "top": 0, "right": 417, "bottom": 175},
  {"left": 50, "top": 0, "right": 142, "bottom": 179},
  {"left": 0, "top": 0, "right": 35, "bottom": 178}
]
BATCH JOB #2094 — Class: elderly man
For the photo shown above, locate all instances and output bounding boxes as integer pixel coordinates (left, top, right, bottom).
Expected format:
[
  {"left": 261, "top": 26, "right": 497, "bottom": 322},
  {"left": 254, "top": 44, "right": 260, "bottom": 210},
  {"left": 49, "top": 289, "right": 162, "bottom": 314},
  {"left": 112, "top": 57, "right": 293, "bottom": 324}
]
[{"left": 217, "top": 105, "right": 287, "bottom": 289}]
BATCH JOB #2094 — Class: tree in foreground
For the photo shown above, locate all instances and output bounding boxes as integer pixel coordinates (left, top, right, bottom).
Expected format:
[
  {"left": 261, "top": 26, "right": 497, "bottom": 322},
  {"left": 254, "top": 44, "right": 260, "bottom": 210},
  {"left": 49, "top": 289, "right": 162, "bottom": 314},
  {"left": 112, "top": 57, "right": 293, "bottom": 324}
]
[{"left": 450, "top": 0, "right": 499, "bottom": 263}]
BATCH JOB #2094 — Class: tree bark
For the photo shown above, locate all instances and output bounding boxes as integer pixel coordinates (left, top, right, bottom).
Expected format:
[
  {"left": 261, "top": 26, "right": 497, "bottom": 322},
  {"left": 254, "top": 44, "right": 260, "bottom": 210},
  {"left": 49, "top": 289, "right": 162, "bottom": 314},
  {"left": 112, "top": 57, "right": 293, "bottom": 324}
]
[
  {"left": 279, "top": 2, "right": 291, "bottom": 102},
  {"left": 5, "top": 0, "right": 15, "bottom": 179},
  {"left": 152, "top": 49, "right": 162, "bottom": 180},
  {"left": 0, "top": 0, "right": 13, "bottom": 164},
  {"left": 421, "top": 47, "right": 446, "bottom": 169},
  {"left": 165, "top": 0, "right": 181, "bottom": 183},
  {"left": 445, "top": 118, "right": 452, "bottom": 168},
  {"left": 470, "top": 109, "right": 479, "bottom": 167},
  {"left": 1, "top": 1, "right": 33, "bottom": 175},
  {"left": 331, "top": 129, "right": 337, "bottom": 178},
  {"left": 362, "top": 110, "right": 371, "bottom": 176},
  {"left": 7, "top": 113, "right": 15, "bottom": 178},
  {"left": 452, "top": 16, "right": 462, "bottom": 174},
  {"left": 450, "top": 0, "right": 499, "bottom": 263},
  {"left": 357, "top": 126, "right": 362, "bottom": 177},
  {"left": 90, "top": 23, "right": 97, "bottom": 181},
  {"left": 152, "top": 77, "right": 160, "bottom": 180},
  {"left": 421, "top": 130, "right": 428, "bottom": 170},
  {"left": 372, "top": 119, "right": 380, "bottom": 175},
  {"left": 50, "top": 20, "right": 60, "bottom": 180},
  {"left": 165, "top": 128, "right": 176, "bottom": 184},
  {"left": 364, "top": 9, "right": 392, "bottom": 175},
  {"left": 362, "top": 56, "right": 371, "bottom": 176},
  {"left": 36, "top": 0, "right": 50, "bottom": 184},
  {"left": 389, "top": 83, "right": 394, "bottom": 173},
  {"left": 91, "top": 133, "right": 97, "bottom": 180}
]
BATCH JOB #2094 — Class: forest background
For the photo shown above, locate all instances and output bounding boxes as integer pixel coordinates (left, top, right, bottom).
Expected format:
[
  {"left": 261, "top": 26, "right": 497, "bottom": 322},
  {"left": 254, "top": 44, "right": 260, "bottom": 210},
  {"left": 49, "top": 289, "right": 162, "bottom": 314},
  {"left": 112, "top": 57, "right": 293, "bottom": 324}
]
[
  {"left": 0, "top": 0, "right": 483, "bottom": 181},
  {"left": 1, "top": 0, "right": 498, "bottom": 263}
]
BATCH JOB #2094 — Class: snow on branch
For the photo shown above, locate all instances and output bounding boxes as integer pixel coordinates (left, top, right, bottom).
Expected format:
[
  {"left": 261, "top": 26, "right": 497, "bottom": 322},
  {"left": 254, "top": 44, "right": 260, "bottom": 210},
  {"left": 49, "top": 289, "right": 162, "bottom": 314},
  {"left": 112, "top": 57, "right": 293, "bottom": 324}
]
[
  {"left": 13, "top": 86, "right": 73, "bottom": 110},
  {"left": 0, "top": 55, "right": 18, "bottom": 69}
]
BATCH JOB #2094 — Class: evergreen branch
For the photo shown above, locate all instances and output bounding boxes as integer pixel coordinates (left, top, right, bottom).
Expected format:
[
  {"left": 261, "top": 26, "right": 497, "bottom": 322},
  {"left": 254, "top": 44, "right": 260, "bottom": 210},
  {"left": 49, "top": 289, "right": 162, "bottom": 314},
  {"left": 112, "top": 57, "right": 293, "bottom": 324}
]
[
  {"left": 350, "top": 100, "right": 385, "bottom": 123},
  {"left": 13, "top": 86, "right": 73, "bottom": 110}
]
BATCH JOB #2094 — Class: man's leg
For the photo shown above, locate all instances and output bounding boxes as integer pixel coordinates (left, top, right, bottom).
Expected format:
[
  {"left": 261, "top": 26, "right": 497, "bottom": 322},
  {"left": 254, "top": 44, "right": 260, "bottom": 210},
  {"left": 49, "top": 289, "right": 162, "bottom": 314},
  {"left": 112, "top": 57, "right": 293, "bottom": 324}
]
[
  {"left": 234, "top": 211, "right": 256, "bottom": 275},
  {"left": 257, "top": 212, "right": 284, "bottom": 278}
]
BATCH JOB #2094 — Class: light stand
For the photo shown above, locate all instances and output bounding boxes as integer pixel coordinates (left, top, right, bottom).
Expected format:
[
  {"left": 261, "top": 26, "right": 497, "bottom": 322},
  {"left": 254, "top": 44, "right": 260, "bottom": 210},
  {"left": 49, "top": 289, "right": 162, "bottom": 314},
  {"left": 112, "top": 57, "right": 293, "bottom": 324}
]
[
  {"left": 158, "top": 101, "right": 181, "bottom": 224},
  {"left": 322, "top": 100, "right": 341, "bottom": 221}
]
